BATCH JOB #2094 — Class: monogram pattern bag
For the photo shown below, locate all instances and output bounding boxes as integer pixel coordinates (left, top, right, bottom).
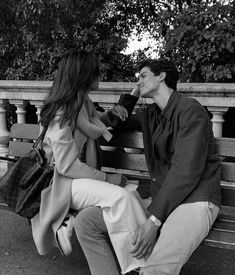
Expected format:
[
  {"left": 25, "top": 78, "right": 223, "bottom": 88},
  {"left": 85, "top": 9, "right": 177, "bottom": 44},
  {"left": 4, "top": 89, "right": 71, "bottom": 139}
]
[{"left": 0, "top": 127, "right": 54, "bottom": 219}]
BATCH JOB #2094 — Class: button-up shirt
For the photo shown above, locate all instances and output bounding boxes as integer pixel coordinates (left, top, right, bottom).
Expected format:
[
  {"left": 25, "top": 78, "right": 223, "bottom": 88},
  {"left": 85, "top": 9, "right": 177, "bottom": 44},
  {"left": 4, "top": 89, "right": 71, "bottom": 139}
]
[{"left": 114, "top": 92, "right": 221, "bottom": 223}]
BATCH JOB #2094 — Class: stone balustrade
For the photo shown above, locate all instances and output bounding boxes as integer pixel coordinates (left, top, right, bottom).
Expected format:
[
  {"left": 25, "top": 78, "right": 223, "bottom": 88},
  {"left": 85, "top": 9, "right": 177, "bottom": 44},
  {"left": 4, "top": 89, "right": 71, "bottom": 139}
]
[{"left": 0, "top": 80, "right": 235, "bottom": 161}]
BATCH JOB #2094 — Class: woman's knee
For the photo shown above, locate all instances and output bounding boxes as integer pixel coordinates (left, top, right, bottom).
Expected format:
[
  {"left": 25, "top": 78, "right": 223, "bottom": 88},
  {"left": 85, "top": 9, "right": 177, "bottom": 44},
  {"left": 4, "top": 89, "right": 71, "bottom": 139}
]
[{"left": 115, "top": 187, "right": 131, "bottom": 201}]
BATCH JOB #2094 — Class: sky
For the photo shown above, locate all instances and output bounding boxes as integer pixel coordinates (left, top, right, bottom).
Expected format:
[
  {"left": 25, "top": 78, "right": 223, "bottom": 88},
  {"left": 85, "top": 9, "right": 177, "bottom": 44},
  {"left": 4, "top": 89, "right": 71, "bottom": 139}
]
[{"left": 123, "top": 32, "right": 159, "bottom": 58}]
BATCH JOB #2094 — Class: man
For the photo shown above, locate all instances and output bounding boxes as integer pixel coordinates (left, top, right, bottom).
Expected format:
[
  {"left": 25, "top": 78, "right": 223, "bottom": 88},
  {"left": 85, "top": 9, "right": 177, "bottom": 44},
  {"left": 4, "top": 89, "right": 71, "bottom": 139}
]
[{"left": 73, "top": 59, "right": 221, "bottom": 275}]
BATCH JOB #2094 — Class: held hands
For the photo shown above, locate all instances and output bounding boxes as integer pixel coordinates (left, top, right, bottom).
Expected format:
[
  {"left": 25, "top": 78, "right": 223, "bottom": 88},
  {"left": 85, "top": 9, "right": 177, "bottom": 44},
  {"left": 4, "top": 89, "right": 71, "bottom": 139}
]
[
  {"left": 106, "top": 173, "right": 127, "bottom": 187},
  {"left": 131, "top": 219, "right": 159, "bottom": 260},
  {"left": 109, "top": 105, "right": 128, "bottom": 121},
  {"left": 108, "top": 84, "right": 140, "bottom": 121}
]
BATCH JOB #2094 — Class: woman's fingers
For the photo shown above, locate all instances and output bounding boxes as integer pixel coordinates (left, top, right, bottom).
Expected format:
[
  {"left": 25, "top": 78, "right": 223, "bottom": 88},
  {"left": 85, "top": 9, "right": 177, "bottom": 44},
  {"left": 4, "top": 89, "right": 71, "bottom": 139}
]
[{"left": 110, "top": 105, "right": 128, "bottom": 121}]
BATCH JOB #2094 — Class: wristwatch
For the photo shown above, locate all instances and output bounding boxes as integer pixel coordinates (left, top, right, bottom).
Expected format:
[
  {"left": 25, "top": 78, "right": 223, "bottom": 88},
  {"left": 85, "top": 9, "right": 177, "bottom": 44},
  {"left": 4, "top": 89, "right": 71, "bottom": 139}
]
[{"left": 149, "top": 215, "right": 161, "bottom": 228}]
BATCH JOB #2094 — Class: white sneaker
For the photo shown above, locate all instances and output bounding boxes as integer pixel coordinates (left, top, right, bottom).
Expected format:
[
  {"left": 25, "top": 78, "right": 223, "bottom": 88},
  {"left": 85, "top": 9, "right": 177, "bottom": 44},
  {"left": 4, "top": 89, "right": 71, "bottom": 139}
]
[{"left": 56, "top": 213, "right": 74, "bottom": 256}]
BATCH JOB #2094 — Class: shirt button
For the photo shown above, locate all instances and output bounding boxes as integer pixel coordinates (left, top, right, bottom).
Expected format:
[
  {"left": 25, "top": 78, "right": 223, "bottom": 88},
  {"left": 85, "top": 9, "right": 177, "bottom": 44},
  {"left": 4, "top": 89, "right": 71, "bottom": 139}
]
[{"left": 152, "top": 178, "right": 157, "bottom": 181}]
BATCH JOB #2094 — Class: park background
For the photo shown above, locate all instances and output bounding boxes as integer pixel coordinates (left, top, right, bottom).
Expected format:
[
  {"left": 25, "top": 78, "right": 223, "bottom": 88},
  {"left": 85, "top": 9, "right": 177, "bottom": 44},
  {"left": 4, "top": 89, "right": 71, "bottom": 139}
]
[
  {"left": 0, "top": 0, "right": 235, "bottom": 274},
  {"left": 0, "top": 0, "right": 235, "bottom": 132},
  {"left": 1, "top": 0, "right": 234, "bottom": 82}
]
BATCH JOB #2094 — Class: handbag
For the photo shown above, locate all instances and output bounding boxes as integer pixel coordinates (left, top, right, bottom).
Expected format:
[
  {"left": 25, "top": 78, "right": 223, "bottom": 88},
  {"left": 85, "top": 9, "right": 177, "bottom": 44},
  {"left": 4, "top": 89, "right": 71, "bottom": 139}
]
[{"left": 0, "top": 127, "right": 54, "bottom": 219}]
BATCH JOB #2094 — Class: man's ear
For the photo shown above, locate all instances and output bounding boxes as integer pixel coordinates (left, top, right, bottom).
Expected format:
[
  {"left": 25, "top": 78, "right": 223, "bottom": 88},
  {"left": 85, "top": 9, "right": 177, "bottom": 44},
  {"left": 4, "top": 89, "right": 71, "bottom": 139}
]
[{"left": 158, "top": 72, "right": 166, "bottom": 81}]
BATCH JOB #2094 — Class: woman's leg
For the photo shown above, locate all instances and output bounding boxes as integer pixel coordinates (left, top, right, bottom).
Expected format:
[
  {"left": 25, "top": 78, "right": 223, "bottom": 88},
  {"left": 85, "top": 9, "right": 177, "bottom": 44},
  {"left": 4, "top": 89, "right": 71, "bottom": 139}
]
[{"left": 71, "top": 178, "right": 148, "bottom": 274}]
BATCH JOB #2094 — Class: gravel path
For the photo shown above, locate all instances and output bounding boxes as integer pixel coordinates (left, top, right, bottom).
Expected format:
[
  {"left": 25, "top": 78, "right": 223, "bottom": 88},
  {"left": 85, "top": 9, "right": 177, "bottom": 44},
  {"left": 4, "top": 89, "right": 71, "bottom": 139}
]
[{"left": 1, "top": 210, "right": 235, "bottom": 275}]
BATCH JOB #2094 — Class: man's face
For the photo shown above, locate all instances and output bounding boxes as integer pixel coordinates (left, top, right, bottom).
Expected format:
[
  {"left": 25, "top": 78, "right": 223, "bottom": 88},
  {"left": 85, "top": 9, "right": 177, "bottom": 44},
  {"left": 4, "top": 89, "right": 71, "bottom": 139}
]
[{"left": 138, "top": 66, "right": 161, "bottom": 98}]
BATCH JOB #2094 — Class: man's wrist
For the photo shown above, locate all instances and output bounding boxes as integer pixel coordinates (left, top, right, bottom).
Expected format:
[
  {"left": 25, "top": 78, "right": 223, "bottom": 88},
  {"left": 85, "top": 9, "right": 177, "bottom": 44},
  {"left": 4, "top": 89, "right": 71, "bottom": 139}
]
[
  {"left": 149, "top": 215, "right": 161, "bottom": 228},
  {"left": 130, "top": 85, "right": 140, "bottom": 97}
]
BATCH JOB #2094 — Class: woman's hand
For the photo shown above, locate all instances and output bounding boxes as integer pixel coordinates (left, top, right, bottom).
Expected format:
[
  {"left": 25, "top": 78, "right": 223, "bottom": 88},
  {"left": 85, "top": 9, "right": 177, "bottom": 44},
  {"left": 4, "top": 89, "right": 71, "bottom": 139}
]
[
  {"left": 109, "top": 105, "right": 128, "bottom": 121},
  {"left": 106, "top": 173, "right": 127, "bottom": 187}
]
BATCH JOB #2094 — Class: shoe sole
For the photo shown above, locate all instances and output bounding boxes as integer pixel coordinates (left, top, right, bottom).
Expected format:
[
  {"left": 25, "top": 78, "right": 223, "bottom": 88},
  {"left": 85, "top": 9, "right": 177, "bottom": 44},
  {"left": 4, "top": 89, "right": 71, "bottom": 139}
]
[{"left": 56, "top": 229, "right": 72, "bottom": 256}]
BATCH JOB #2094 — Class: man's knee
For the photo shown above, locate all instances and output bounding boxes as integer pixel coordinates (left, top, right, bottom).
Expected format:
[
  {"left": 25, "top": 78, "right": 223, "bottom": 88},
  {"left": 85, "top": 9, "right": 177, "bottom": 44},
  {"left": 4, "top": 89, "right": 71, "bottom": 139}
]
[{"left": 74, "top": 206, "right": 105, "bottom": 239}]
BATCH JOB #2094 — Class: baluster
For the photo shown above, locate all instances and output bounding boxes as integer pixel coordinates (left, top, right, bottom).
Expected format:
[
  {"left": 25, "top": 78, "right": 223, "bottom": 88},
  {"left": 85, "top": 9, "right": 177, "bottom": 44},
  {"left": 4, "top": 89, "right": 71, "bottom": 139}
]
[
  {"left": 0, "top": 100, "right": 10, "bottom": 176},
  {"left": 30, "top": 100, "right": 43, "bottom": 123},
  {"left": 208, "top": 107, "right": 228, "bottom": 138},
  {"left": 9, "top": 100, "right": 27, "bottom": 123}
]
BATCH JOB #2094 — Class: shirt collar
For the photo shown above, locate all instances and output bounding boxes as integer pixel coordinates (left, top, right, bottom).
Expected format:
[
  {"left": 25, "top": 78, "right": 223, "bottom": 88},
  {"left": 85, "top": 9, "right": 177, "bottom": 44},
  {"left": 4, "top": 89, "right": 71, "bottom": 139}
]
[{"left": 161, "top": 91, "right": 181, "bottom": 120}]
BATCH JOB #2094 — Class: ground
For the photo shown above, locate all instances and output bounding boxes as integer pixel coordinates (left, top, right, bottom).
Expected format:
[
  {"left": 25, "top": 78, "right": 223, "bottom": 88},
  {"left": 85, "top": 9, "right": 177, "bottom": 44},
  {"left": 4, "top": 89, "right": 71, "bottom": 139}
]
[{"left": 1, "top": 210, "right": 235, "bottom": 275}]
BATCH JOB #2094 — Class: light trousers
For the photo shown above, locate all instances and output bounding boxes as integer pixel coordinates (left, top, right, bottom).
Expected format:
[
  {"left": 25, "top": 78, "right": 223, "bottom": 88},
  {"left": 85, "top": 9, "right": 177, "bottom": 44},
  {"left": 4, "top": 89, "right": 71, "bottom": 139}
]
[
  {"left": 140, "top": 201, "right": 219, "bottom": 275},
  {"left": 70, "top": 179, "right": 148, "bottom": 274},
  {"left": 74, "top": 199, "right": 219, "bottom": 275}
]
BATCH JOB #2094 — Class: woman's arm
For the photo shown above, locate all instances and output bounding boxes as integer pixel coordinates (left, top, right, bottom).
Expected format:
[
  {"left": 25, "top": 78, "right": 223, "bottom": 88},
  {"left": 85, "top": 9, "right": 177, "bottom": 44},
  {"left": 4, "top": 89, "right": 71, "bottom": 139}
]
[{"left": 47, "top": 117, "right": 106, "bottom": 181}]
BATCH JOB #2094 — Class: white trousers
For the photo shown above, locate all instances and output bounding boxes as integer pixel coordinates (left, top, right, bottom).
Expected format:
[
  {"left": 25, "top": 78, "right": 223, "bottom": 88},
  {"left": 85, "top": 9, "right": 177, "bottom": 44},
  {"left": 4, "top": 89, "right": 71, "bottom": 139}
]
[{"left": 70, "top": 179, "right": 148, "bottom": 274}]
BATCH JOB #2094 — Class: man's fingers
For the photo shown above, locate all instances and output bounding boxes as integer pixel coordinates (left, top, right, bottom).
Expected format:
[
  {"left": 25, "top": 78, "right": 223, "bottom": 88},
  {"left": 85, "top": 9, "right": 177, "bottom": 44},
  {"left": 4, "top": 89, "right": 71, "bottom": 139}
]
[
  {"left": 144, "top": 245, "right": 154, "bottom": 260},
  {"left": 131, "top": 241, "right": 149, "bottom": 258},
  {"left": 131, "top": 230, "right": 138, "bottom": 246},
  {"left": 131, "top": 235, "right": 142, "bottom": 253}
]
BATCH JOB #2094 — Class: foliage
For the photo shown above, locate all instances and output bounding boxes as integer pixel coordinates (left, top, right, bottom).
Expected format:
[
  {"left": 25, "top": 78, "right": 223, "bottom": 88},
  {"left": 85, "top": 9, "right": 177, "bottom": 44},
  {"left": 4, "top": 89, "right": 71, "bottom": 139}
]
[
  {"left": 0, "top": 0, "right": 234, "bottom": 82},
  {"left": 0, "top": 0, "right": 136, "bottom": 81},
  {"left": 131, "top": 0, "right": 235, "bottom": 82},
  {"left": 163, "top": 1, "right": 235, "bottom": 82}
]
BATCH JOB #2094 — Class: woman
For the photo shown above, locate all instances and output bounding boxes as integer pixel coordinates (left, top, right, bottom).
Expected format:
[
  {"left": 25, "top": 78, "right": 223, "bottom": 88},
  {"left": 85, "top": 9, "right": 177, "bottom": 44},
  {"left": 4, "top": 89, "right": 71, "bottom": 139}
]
[{"left": 31, "top": 49, "right": 147, "bottom": 274}]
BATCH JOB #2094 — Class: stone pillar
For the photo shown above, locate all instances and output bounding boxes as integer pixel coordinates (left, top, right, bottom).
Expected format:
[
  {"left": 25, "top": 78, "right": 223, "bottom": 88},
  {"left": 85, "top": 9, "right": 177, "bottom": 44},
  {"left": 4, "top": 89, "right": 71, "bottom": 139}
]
[
  {"left": 31, "top": 100, "right": 43, "bottom": 122},
  {"left": 208, "top": 107, "right": 228, "bottom": 138},
  {"left": 0, "top": 100, "right": 10, "bottom": 176},
  {"left": 9, "top": 99, "right": 27, "bottom": 123}
]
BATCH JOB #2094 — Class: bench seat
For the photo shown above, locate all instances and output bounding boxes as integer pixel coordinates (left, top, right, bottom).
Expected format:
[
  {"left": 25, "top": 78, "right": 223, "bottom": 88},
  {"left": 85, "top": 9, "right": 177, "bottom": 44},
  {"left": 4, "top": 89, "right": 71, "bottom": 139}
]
[{"left": 1, "top": 123, "right": 235, "bottom": 250}]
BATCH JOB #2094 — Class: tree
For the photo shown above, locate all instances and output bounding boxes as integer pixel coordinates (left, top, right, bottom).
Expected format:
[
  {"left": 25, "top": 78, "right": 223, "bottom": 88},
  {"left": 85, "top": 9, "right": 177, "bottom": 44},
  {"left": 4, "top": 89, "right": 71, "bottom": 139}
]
[
  {"left": 0, "top": 0, "right": 234, "bottom": 82},
  {"left": 129, "top": 0, "right": 235, "bottom": 82},
  {"left": 0, "top": 0, "right": 137, "bottom": 81}
]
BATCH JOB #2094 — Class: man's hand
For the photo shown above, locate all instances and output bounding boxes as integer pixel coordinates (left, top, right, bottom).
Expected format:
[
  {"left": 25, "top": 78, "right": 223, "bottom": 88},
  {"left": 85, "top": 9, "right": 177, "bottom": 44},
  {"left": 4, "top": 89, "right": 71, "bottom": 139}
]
[
  {"left": 131, "top": 219, "right": 159, "bottom": 260},
  {"left": 130, "top": 84, "right": 141, "bottom": 97},
  {"left": 106, "top": 173, "right": 127, "bottom": 187},
  {"left": 109, "top": 105, "right": 128, "bottom": 121}
]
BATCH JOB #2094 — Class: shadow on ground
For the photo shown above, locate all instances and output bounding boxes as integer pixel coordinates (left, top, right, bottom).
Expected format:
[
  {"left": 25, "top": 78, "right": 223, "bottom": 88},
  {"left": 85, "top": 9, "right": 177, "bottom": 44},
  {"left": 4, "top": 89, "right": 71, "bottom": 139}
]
[{"left": 1, "top": 209, "right": 235, "bottom": 275}]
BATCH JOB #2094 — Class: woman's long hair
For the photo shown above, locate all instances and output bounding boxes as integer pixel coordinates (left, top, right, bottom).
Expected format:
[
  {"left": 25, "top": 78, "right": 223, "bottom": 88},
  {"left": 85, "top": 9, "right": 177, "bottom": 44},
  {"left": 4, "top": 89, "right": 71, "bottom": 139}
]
[{"left": 40, "top": 49, "right": 100, "bottom": 130}]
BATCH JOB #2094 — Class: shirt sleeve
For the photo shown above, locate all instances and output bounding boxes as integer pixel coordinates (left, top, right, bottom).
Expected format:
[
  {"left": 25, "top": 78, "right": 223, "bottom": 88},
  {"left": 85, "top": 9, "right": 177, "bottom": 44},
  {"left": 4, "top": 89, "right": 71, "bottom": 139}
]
[
  {"left": 147, "top": 104, "right": 210, "bottom": 222},
  {"left": 47, "top": 118, "right": 106, "bottom": 181}
]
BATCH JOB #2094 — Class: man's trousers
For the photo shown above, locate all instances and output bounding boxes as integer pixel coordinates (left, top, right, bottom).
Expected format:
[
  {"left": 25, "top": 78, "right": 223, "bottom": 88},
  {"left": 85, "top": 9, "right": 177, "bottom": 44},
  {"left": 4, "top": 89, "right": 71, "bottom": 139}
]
[{"left": 74, "top": 200, "right": 219, "bottom": 275}]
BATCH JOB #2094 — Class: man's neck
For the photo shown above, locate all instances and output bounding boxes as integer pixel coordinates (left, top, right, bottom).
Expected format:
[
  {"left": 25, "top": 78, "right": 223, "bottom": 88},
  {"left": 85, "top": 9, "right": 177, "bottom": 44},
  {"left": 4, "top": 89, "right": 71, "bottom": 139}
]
[{"left": 152, "top": 86, "right": 174, "bottom": 111}]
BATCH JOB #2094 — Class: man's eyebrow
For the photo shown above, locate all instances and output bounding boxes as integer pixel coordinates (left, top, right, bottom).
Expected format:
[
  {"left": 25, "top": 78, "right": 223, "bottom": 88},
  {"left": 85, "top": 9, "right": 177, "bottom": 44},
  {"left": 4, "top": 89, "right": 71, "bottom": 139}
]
[{"left": 140, "top": 72, "right": 146, "bottom": 77}]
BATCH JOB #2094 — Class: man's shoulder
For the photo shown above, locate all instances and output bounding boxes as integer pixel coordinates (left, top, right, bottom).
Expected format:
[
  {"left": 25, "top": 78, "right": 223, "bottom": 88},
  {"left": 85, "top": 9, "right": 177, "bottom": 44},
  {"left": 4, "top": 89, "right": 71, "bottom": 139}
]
[
  {"left": 174, "top": 95, "right": 211, "bottom": 122},
  {"left": 177, "top": 94, "right": 205, "bottom": 112}
]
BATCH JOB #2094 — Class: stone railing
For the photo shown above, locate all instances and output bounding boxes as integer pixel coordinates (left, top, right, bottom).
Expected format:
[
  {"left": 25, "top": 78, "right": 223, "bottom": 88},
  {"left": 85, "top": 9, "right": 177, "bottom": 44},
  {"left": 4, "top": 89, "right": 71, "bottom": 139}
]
[{"left": 0, "top": 80, "right": 235, "bottom": 160}]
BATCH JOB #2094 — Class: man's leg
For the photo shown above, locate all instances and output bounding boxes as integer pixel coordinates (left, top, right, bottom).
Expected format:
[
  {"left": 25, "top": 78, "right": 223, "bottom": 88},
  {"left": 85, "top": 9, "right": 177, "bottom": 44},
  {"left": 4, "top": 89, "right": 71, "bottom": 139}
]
[
  {"left": 140, "top": 202, "right": 219, "bottom": 275},
  {"left": 71, "top": 179, "right": 147, "bottom": 273},
  {"left": 74, "top": 206, "right": 120, "bottom": 275}
]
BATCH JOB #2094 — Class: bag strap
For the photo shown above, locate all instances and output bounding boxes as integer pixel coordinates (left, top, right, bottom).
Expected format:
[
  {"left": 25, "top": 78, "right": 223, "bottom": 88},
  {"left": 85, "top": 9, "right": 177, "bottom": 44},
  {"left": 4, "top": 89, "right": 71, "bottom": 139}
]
[{"left": 32, "top": 126, "right": 48, "bottom": 150}]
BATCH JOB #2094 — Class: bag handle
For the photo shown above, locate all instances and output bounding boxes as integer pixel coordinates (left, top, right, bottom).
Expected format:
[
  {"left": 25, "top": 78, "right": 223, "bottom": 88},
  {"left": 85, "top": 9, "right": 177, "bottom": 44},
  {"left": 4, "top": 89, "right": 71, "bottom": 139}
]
[{"left": 32, "top": 126, "right": 48, "bottom": 150}]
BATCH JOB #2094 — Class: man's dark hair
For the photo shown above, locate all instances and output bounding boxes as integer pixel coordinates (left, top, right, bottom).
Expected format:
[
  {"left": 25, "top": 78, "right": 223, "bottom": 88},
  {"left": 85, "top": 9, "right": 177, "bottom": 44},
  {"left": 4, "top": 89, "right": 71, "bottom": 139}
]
[{"left": 139, "top": 59, "right": 179, "bottom": 90}]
